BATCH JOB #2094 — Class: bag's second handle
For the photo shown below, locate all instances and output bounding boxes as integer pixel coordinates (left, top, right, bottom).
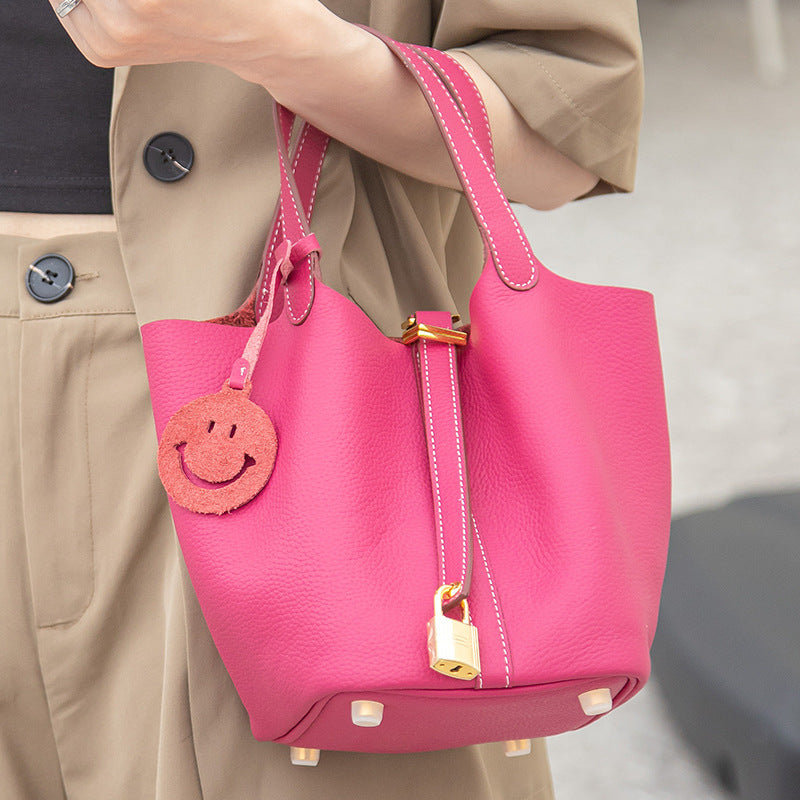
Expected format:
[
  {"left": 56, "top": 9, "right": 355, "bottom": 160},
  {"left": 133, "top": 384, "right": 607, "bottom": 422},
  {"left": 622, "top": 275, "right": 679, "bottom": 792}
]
[{"left": 366, "top": 30, "right": 542, "bottom": 294}]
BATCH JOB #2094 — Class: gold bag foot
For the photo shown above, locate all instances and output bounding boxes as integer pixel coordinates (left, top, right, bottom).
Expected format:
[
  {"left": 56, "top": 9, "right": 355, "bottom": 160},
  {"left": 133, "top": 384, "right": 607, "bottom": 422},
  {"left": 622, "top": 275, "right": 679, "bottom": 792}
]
[
  {"left": 290, "top": 747, "right": 321, "bottom": 766},
  {"left": 504, "top": 739, "right": 533, "bottom": 757}
]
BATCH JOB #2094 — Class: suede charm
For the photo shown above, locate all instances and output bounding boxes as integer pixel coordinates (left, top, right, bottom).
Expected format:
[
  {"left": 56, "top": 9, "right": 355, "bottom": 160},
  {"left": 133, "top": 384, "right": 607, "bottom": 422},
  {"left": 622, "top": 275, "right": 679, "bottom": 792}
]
[{"left": 157, "top": 384, "right": 277, "bottom": 515}]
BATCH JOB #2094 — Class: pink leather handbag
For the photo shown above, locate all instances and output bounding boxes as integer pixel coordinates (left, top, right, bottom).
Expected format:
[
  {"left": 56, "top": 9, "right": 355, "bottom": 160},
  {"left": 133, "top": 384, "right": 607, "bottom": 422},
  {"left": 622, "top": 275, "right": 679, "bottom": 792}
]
[{"left": 141, "top": 31, "right": 671, "bottom": 765}]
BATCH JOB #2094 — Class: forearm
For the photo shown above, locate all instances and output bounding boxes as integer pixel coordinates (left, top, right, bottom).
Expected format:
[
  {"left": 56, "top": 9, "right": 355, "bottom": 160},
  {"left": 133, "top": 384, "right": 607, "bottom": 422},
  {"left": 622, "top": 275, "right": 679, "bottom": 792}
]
[
  {"left": 232, "top": 8, "right": 599, "bottom": 211},
  {"left": 54, "top": 0, "right": 599, "bottom": 207}
]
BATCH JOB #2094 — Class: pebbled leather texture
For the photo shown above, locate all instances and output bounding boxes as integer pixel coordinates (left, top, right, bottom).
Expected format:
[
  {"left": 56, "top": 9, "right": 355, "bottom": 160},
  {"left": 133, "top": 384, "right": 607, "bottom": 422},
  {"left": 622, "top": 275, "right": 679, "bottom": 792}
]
[{"left": 140, "top": 31, "right": 671, "bottom": 752}]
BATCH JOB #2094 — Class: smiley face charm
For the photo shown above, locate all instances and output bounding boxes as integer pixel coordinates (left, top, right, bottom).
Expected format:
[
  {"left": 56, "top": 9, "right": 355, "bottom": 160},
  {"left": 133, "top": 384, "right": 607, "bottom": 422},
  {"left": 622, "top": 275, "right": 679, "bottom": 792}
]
[{"left": 157, "top": 384, "right": 277, "bottom": 515}]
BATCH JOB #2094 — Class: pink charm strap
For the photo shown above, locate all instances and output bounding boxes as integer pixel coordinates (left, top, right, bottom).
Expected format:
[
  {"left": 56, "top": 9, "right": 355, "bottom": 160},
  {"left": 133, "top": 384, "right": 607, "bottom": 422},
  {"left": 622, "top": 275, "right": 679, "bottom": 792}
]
[{"left": 231, "top": 234, "right": 321, "bottom": 389}]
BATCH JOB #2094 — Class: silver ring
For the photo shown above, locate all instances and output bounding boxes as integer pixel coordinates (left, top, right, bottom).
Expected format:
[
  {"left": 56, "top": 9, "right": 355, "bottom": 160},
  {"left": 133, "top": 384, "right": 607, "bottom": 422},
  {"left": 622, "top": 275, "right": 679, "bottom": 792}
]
[{"left": 56, "top": 0, "right": 82, "bottom": 17}]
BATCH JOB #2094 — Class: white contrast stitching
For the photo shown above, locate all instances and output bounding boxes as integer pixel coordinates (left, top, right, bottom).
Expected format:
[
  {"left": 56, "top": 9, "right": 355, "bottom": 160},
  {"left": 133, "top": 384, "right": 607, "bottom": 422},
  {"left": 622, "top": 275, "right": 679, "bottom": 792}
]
[
  {"left": 410, "top": 45, "right": 494, "bottom": 171},
  {"left": 258, "top": 220, "right": 282, "bottom": 319},
  {"left": 398, "top": 46, "right": 536, "bottom": 288},
  {"left": 258, "top": 214, "right": 288, "bottom": 318},
  {"left": 448, "top": 59, "right": 494, "bottom": 169},
  {"left": 258, "top": 141, "right": 294, "bottom": 320},
  {"left": 276, "top": 142, "right": 315, "bottom": 324},
  {"left": 278, "top": 146, "right": 306, "bottom": 240},
  {"left": 306, "top": 137, "right": 326, "bottom": 221},
  {"left": 259, "top": 114, "right": 299, "bottom": 318},
  {"left": 474, "top": 516, "right": 512, "bottom": 688},
  {"left": 292, "top": 124, "right": 310, "bottom": 171},
  {"left": 260, "top": 126, "right": 325, "bottom": 320},
  {"left": 447, "top": 344, "right": 469, "bottom": 586},
  {"left": 291, "top": 125, "right": 325, "bottom": 221},
  {"left": 419, "top": 342, "right": 447, "bottom": 585},
  {"left": 411, "top": 52, "right": 535, "bottom": 287}
]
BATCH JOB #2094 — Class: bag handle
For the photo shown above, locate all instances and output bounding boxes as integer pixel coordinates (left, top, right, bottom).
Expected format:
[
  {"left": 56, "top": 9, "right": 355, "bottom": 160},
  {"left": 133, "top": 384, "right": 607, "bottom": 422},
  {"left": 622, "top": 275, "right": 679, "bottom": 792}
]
[
  {"left": 260, "top": 103, "right": 326, "bottom": 326},
  {"left": 255, "top": 40, "right": 498, "bottom": 323},
  {"left": 404, "top": 42, "right": 496, "bottom": 174},
  {"left": 254, "top": 114, "right": 330, "bottom": 322},
  {"left": 256, "top": 29, "right": 542, "bottom": 323},
  {"left": 369, "top": 32, "right": 541, "bottom": 290}
]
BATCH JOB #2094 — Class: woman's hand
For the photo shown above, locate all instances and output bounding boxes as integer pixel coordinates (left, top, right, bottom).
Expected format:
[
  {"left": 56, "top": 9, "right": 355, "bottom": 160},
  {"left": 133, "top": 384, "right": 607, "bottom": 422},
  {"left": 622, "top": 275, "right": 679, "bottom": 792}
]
[{"left": 49, "top": 0, "right": 325, "bottom": 75}]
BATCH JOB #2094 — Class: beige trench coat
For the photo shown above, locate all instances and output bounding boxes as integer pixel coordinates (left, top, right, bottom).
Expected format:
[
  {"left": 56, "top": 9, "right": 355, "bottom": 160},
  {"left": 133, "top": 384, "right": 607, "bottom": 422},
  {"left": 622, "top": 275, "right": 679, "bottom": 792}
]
[{"left": 105, "top": 1, "right": 643, "bottom": 797}]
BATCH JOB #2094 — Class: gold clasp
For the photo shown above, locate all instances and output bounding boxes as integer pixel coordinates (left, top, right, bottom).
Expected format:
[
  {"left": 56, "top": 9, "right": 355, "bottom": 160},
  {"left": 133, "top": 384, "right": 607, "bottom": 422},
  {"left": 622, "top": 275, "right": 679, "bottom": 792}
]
[{"left": 401, "top": 315, "right": 468, "bottom": 347}]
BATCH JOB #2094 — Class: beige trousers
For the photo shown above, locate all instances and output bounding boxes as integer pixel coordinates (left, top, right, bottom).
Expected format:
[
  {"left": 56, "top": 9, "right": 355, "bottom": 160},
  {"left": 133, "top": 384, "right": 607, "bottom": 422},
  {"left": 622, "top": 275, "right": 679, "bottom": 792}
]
[{"left": 0, "top": 222, "right": 555, "bottom": 799}]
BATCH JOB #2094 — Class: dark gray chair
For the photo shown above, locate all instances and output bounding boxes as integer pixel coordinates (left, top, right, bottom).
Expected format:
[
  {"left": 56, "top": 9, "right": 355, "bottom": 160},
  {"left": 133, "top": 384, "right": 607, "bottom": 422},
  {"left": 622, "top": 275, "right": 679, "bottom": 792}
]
[{"left": 652, "top": 490, "right": 800, "bottom": 799}]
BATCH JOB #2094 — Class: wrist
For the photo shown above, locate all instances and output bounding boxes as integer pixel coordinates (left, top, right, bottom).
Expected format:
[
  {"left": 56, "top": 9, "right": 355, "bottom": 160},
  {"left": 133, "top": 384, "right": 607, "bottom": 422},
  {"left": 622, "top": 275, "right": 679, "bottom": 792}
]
[{"left": 223, "top": 4, "right": 359, "bottom": 95}]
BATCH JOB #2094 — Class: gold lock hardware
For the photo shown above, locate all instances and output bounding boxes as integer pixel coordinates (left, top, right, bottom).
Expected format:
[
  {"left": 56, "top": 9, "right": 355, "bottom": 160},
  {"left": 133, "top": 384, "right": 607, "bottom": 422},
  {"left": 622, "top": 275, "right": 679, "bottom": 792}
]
[
  {"left": 426, "top": 583, "right": 481, "bottom": 680},
  {"left": 401, "top": 315, "right": 468, "bottom": 347}
]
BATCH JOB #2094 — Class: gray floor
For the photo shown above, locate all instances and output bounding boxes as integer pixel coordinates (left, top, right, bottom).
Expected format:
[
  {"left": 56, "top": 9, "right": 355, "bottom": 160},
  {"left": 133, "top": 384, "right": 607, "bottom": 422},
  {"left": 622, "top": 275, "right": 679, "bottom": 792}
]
[{"left": 512, "top": 0, "right": 800, "bottom": 796}]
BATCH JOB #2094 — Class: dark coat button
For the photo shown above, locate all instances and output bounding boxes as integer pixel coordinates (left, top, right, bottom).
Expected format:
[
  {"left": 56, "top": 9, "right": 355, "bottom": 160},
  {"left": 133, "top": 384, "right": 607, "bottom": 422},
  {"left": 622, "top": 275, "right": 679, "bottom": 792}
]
[
  {"left": 143, "top": 132, "right": 194, "bottom": 182},
  {"left": 26, "top": 254, "right": 75, "bottom": 303}
]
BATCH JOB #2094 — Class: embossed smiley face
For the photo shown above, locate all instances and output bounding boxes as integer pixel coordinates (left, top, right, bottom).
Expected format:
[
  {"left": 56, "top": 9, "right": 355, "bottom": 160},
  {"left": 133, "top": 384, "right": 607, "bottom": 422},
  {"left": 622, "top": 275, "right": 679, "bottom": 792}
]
[{"left": 157, "top": 384, "right": 277, "bottom": 515}]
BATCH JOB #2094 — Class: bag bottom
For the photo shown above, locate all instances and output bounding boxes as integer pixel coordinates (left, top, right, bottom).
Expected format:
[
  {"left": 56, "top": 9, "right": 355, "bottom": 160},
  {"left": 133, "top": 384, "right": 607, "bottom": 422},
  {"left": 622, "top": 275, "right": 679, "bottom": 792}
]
[{"left": 267, "top": 675, "right": 636, "bottom": 753}]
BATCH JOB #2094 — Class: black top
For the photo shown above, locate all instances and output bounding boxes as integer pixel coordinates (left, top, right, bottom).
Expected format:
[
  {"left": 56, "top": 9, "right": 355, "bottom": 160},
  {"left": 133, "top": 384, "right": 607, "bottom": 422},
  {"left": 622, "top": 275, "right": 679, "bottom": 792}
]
[{"left": 0, "top": 1, "right": 114, "bottom": 213}]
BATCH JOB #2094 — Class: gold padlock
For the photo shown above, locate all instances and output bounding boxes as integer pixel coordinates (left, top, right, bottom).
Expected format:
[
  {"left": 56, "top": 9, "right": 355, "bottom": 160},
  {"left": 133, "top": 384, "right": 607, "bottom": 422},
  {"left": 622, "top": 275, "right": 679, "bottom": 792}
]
[{"left": 426, "top": 583, "right": 481, "bottom": 680}]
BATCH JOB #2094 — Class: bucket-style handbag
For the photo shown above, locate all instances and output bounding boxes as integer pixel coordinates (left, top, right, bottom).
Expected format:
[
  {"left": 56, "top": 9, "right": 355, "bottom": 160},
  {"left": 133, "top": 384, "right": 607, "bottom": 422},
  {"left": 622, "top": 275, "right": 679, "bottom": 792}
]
[{"left": 141, "top": 31, "right": 671, "bottom": 765}]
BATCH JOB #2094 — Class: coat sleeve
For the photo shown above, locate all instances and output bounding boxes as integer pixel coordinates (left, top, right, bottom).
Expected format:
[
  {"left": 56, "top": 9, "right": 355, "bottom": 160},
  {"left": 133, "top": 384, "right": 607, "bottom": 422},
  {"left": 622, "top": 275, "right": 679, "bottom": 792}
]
[{"left": 431, "top": 0, "right": 644, "bottom": 195}]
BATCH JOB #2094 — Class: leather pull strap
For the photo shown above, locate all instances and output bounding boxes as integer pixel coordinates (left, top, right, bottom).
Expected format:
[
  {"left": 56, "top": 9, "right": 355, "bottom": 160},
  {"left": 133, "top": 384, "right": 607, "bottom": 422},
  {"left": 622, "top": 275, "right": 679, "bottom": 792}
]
[{"left": 412, "top": 311, "right": 474, "bottom": 608}]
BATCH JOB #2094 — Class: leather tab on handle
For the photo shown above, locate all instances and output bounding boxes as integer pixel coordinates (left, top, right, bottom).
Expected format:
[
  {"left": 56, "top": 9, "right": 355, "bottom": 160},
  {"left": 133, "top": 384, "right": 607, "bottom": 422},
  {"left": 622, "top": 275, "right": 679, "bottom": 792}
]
[{"left": 412, "top": 310, "right": 474, "bottom": 608}]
